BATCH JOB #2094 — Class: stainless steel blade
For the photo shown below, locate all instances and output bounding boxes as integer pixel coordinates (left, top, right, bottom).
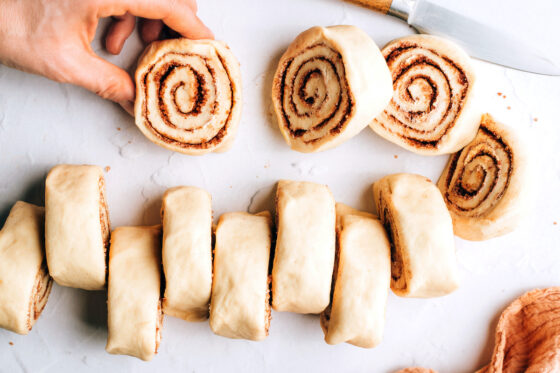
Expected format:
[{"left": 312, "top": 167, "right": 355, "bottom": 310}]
[{"left": 407, "top": 1, "right": 560, "bottom": 76}]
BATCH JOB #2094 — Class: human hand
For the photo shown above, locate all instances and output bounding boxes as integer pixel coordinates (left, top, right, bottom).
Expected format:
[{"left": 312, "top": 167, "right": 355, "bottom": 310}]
[{"left": 0, "top": 0, "right": 213, "bottom": 112}]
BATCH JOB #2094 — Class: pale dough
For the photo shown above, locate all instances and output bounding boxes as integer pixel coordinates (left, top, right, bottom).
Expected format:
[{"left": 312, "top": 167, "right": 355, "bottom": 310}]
[
  {"left": 45, "top": 164, "right": 109, "bottom": 290},
  {"left": 106, "top": 225, "right": 162, "bottom": 361},
  {"left": 272, "top": 180, "right": 336, "bottom": 314},
  {"left": 162, "top": 186, "right": 213, "bottom": 321},
  {"left": 209, "top": 211, "right": 272, "bottom": 341},
  {"left": 373, "top": 174, "right": 459, "bottom": 298}
]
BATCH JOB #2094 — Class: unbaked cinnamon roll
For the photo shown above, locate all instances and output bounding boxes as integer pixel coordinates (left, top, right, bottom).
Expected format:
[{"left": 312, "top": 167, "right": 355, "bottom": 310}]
[
  {"left": 437, "top": 114, "right": 530, "bottom": 241},
  {"left": 209, "top": 211, "right": 272, "bottom": 341},
  {"left": 373, "top": 174, "right": 459, "bottom": 298},
  {"left": 135, "top": 39, "right": 242, "bottom": 155},
  {"left": 272, "top": 25, "right": 393, "bottom": 152},
  {"left": 371, "top": 35, "right": 480, "bottom": 155},
  {"left": 45, "top": 164, "right": 110, "bottom": 291},
  {"left": 106, "top": 225, "right": 163, "bottom": 361},
  {"left": 0, "top": 202, "right": 52, "bottom": 335}
]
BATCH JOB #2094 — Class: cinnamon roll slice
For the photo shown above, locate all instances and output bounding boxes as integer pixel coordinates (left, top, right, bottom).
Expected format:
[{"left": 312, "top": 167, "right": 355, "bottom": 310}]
[
  {"left": 437, "top": 114, "right": 530, "bottom": 241},
  {"left": 209, "top": 211, "right": 272, "bottom": 341},
  {"left": 371, "top": 35, "right": 480, "bottom": 155},
  {"left": 272, "top": 25, "right": 393, "bottom": 152},
  {"left": 45, "top": 164, "right": 110, "bottom": 290},
  {"left": 0, "top": 202, "right": 53, "bottom": 335},
  {"left": 272, "top": 180, "right": 336, "bottom": 314},
  {"left": 135, "top": 38, "right": 242, "bottom": 155},
  {"left": 106, "top": 225, "right": 163, "bottom": 361},
  {"left": 373, "top": 174, "right": 459, "bottom": 298},
  {"left": 162, "top": 186, "right": 213, "bottom": 321},
  {"left": 321, "top": 204, "right": 391, "bottom": 348}
]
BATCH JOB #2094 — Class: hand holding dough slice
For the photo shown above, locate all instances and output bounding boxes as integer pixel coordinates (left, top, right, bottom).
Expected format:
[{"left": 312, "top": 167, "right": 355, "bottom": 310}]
[
  {"left": 437, "top": 114, "right": 530, "bottom": 241},
  {"left": 373, "top": 173, "right": 459, "bottom": 298},
  {"left": 272, "top": 25, "right": 393, "bottom": 152},
  {"left": 135, "top": 38, "right": 242, "bottom": 155},
  {"left": 0, "top": 202, "right": 52, "bottom": 335},
  {"left": 371, "top": 35, "right": 480, "bottom": 155}
]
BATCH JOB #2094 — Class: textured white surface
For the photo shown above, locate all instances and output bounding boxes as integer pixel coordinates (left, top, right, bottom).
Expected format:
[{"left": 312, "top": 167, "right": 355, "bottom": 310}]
[{"left": 0, "top": 0, "right": 559, "bottom": 372}]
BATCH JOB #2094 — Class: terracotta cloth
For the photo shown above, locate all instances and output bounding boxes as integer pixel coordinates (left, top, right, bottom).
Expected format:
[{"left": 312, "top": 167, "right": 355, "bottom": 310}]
[{"left": 396, "top": 287, "right": 560, "bottom": 373}]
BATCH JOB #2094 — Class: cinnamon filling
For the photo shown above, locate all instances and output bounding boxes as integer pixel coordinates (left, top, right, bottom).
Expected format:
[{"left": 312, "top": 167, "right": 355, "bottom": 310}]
[
  {"left": 141, "top": 52, "right": 234, "bottom": 150},
  {"left": 378, "top": 42, "right": 470, "bottom": 148},
  {"left": 442, "top": 115, "right": 513, "bottom": 217},
  {"left": 99, "top": 176, "right": 110, "bottom": 280},
  {"left": 26, "top": 263, "right": 53, "bottom": 331},
  {"left": 278, "top": 43, "right": 355, "bottom": 144},
  {"left": 377, "top": 197, "right": 407, "bottom": 292},
  {"left": 155, "top": 300, "right": 163, "bottom": 353},
  {"left": 264, "top": 275, "right": 272, "bottom": 335}
]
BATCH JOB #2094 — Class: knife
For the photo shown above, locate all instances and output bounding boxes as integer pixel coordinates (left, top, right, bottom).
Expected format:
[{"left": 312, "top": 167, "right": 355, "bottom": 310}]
[{"left": 348, "top": 0, "right": 560, "bottom": 76}]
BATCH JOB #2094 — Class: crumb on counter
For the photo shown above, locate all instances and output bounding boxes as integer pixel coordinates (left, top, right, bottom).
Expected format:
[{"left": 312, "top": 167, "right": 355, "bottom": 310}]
[
  {"left": 9, "top": 342, "right": 13, "bottom": 346},
  {"left": 503, "top": 95, "right": 507, "bottom": 98},
  {"left": 497, "top": 92, "right": 502, "bottom": 96},
  {"left": 507, "top": 106, "right": 511, "bottom": 110},
  {"left": 554, "top": 222, "right": 557, "bottom": 225},
  {"left": 104, "top": 166, "right": 111, "bottom": 173},
  {"left": 534, "top": 118, "right": 538, "bottom": 122},
  {"left": 127, "top": 140, "right": 132, "bottom": 144},
  {"left": 394, "top": 155, "right": 398, "bottom": 159},
  {"left": 117, "top": 127, "right": 121, "bottom": 131}
]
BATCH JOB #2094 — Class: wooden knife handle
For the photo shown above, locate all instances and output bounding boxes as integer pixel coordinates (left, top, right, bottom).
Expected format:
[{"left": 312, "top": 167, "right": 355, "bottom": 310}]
[{"left": 346, "top": 0, "right": 393, "bottom": 14}]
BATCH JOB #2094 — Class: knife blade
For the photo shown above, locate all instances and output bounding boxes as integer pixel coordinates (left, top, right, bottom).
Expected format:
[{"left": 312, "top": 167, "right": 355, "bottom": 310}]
[{"left": 349, "top": 0, "right": 560, "bottom": 76}]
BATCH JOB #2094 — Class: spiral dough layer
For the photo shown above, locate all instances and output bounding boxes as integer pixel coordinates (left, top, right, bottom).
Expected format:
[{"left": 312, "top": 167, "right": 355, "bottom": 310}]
[
  {"left": 272, "top": 26, "right": 392, "bottom": 153},
  {"left": 135, "top": 39, "right": 242, "bottom": 155},
  {"left": 371, "top": 35, "right": 480, "bottom": 155},
  {"left": 437, "top": 114, "right": 529, "bottom": 241}
]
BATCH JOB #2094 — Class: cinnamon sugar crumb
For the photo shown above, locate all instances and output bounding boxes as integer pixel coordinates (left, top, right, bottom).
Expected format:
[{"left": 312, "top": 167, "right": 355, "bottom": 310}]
[
  {"left": 394, "top": 155, "right": 398, "bottom": 159},
  {"left": 9, "top": 342, "right": 13, "bottom": 346},
  {"left": 127, "top": 140, "right": 132, "bottom": 144},
  {"left": 497, "top": 92, "right": 502, "bottom": 96},
  {"left": 554, "top": 222, "right": 557, "bottom": 225},
  {"left": 534, "top": 118, "right": 538, "bottom": 122},
  {"left": 104, "top": 166, "right": 111, "bottom": 173},
  {"left": 503, "top": 95, "right": 507, "bottom": 98},
  {"left": 117, "top": 127, "right": 121, "bottom": 131},
  {"left": 507, "top": 106, "right": 511, "bottom": 110}
]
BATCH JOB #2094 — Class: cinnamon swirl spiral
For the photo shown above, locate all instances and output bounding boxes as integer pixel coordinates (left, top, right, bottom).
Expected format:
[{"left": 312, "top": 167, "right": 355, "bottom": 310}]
[
  {"left": 371, "top": 35, "right": 480, "bottom": 155},
  {"left": 272, "top": 26, "right": 392, "bottom": 152},
  {"left": 135, "top": 39, "right": 242, "bottom": 155},
  {"left": 437, "top": 114, "right": 530, "bottom": 241}
]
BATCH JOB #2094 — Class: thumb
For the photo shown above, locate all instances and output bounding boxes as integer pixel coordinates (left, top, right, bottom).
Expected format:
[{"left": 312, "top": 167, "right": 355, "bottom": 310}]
[{"left": 70, "top": 51, "right": 135, "bottom": 104}]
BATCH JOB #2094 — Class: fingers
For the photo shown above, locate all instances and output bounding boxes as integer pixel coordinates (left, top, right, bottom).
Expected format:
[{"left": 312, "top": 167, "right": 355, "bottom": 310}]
[
  {"left": 105, "top": 13, "right": 136, "bottom": 54},
  {"left": 100, "top": 0, "right": 214, "bottom": 39},
  {"left": 70, "top": 51, "right": 135, "bottom": 104},
  {"left": 140, "top": 19, "right": 163, "bottom": 44}
]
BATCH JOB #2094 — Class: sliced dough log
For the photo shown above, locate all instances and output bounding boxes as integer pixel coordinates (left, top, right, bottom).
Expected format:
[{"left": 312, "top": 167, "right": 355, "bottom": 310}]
[
  {"left": 162, "top": 186, "right": 213, "bottom": 321},
  {"left": 373, "top": 173, "right": 459, "bottom": 297},
  {"left": 135, "top": 38, "right": 242, "bottom": 155},
  {"left": 209, "top": 211, "right": 272, "bottom": 341},
  {"left": 272, "top": 180, "right": 336, "bottom": 313},
  {"left": 371, "top": 34, "right": 481, "bottom": 155},
  {"left": 321, "top": 203, "right": 391, "bottom": 348},
  {"left": 0, "top": 202, "right": 52, "bottom": 335},
  {"left": 45, "top": 164, "right": 110, "bottom": 290},
  {"left": 437, "top": 114, "right": 530, "bottom": 241},
  {"left": 272, "top": 25, "right": 392, "bottom": 152},
  {"left": 106, "top": 225, "right": 163, "bottom": 361}
]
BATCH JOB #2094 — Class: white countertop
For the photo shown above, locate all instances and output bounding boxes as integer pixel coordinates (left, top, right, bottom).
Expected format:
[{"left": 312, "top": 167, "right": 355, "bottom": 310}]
[{"left": 1, "top": 0, "right": 559, "bottom": 372}]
